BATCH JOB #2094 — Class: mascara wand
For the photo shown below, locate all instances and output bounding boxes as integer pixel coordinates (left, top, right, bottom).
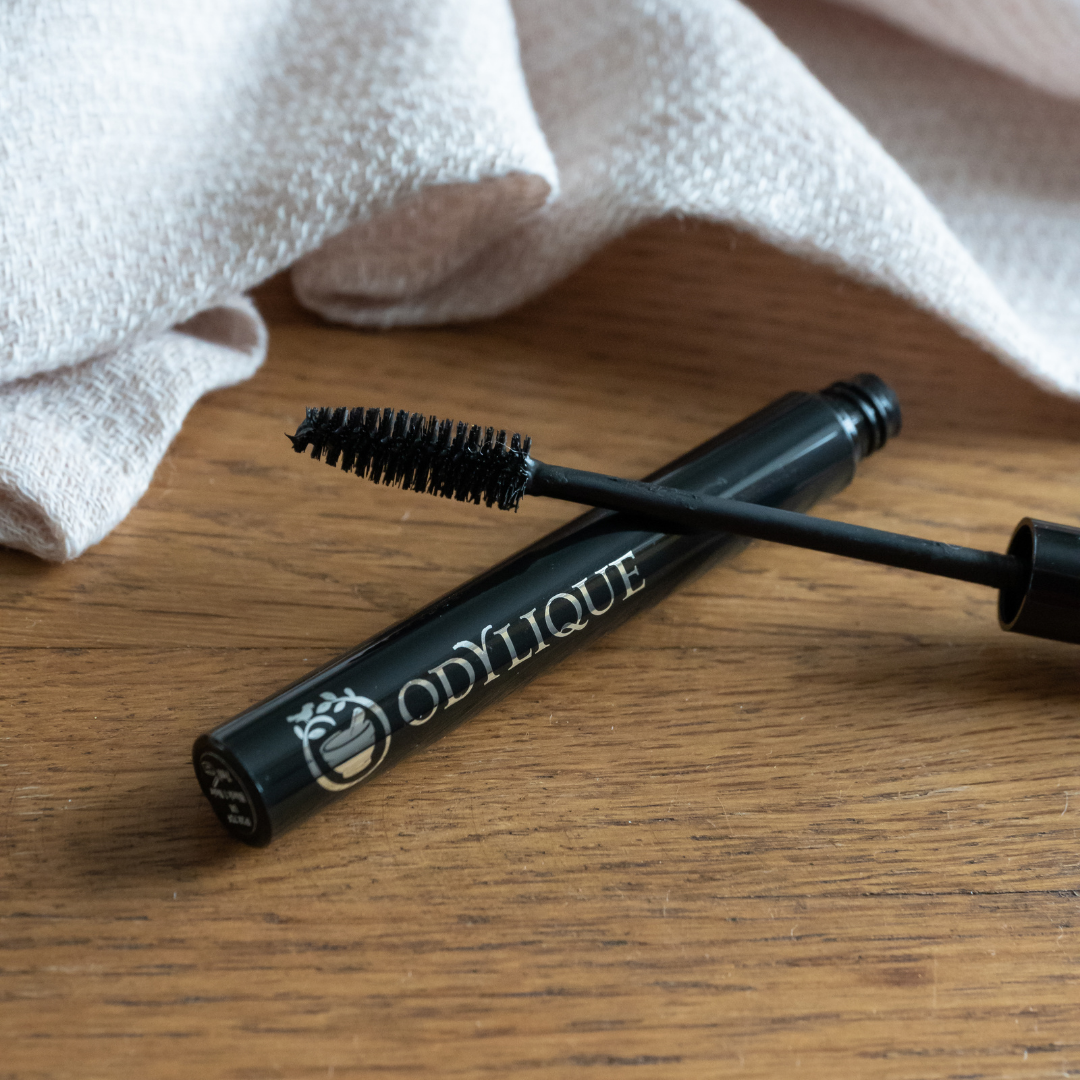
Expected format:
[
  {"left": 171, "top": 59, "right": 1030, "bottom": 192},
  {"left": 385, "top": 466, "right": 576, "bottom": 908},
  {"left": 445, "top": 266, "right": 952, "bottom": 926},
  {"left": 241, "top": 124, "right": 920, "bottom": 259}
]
[{"left": 288, "top": 375, "right": 1080, "bottom": 647}]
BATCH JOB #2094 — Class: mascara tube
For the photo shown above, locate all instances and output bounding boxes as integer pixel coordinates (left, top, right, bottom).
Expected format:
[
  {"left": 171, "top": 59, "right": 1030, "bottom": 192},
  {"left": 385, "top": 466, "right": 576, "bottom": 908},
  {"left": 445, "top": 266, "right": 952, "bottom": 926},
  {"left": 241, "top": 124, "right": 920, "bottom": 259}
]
[{"left": 194, "top": 375, "right": 900, "bottom": 845}]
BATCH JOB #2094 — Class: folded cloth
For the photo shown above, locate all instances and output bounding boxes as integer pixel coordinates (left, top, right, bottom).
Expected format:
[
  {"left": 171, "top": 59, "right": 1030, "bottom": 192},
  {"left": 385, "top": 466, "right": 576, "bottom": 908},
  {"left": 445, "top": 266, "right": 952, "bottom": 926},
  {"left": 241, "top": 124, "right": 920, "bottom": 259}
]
[{"left": 2, "top": 0, "right": 1080, "bottom": 560}]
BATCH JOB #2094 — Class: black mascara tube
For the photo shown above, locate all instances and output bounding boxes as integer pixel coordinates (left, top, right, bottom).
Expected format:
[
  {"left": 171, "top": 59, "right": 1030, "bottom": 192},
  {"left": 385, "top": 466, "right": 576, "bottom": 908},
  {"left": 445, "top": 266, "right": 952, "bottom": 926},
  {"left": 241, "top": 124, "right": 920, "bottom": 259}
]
[{"left": 194, "top": 375, "right": 900, "bottom": 845}]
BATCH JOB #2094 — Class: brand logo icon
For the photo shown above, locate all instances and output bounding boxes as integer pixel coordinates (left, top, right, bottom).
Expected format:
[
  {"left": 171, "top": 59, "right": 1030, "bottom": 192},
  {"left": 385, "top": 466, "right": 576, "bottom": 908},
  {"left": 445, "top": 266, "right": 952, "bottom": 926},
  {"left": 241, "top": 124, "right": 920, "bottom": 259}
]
[{"left": 288, "top": 688, "right": 391, "bottom": 792}]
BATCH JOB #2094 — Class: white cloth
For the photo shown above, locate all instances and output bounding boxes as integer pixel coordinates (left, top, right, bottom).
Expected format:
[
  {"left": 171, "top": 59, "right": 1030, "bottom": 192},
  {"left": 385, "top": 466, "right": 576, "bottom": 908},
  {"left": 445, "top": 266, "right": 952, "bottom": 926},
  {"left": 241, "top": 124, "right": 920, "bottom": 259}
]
[{"left": 2, "top": 0, "right": 1080, "bottom": 560}]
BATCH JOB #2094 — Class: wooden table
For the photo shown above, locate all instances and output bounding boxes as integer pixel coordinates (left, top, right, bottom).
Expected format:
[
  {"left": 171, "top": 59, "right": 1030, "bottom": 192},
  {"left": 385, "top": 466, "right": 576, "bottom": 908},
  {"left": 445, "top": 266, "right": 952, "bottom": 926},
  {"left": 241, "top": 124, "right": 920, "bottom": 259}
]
[{"left": 4, "top": 220, "right": 1079, "bottom": 1079}]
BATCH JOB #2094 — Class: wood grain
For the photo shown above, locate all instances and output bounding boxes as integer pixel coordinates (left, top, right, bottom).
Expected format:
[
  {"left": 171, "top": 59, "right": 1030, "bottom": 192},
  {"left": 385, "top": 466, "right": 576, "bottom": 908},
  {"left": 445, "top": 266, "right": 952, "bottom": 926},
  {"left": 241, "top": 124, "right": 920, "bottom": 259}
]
[{"left": 3, "top": 219, "right": 1080, "bottom": 1079}]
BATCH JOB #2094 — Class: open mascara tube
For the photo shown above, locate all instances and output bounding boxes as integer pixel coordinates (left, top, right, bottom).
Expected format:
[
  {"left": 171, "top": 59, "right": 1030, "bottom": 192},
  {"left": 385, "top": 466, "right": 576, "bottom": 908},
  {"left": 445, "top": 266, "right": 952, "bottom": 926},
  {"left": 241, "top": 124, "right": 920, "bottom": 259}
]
[{"left": 194, "top": 375, "right": 900, "bottom": 845}]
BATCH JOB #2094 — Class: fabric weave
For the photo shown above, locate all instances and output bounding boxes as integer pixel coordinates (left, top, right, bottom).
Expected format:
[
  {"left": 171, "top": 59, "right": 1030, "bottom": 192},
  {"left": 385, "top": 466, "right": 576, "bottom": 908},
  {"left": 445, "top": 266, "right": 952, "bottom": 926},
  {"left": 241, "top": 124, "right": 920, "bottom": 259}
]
[{"left": 2, "top": 0, "right": 1079, "bottom": 559}]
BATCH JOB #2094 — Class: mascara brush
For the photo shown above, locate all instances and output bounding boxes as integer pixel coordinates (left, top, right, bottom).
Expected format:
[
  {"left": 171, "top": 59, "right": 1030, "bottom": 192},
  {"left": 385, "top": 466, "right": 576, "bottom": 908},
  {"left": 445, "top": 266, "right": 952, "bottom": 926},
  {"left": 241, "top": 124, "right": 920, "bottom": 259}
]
[{"left": 288, "top": 375, "right": 1080, "bottom": 647}]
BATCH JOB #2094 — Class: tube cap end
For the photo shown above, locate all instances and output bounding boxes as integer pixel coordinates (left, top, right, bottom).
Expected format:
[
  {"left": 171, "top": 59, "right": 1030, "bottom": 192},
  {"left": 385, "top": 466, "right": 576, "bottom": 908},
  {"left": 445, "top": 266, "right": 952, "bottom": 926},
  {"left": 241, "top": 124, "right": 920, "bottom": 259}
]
[
  {"left": 193, "top": 738, "right": 273, "bottom": 847},
  {"left": 998, "top": 518, "right": 1080, "bottom": 645}
]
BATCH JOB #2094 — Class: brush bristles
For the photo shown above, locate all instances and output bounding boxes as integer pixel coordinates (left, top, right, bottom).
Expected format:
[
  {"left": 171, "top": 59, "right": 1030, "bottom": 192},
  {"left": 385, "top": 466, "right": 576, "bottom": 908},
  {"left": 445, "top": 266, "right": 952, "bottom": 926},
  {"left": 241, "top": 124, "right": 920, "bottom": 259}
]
[{"left": 288, "top": 407, "right": 532, "bottom": 511}]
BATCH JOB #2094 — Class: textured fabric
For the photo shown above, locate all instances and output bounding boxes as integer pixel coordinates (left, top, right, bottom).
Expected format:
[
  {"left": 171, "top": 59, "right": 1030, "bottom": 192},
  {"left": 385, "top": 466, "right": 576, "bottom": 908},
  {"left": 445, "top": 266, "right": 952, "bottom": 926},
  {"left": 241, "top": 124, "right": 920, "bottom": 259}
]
[
  {"left": 835, "top": 0, "right": 1080, "bottom": 99},
  {"left": 2, "top": 0, "right": 1080, "bottom": 559}
]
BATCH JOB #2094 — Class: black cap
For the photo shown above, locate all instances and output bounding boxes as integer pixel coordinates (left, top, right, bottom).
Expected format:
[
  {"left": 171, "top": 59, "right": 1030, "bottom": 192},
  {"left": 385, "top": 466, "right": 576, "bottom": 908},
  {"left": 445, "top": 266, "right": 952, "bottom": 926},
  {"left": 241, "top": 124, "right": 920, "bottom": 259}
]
[{"left": 998, "top": 518, "right": 1080, "bottom": 644}]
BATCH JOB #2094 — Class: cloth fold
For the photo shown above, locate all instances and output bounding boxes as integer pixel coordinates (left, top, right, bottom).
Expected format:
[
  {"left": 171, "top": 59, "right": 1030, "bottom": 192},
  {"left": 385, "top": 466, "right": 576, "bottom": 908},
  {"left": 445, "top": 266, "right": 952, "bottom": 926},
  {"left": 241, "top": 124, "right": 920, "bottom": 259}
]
[
  {"left": 0, "top": 298, "right": 266, "bottom": 560},
  {"left": 3, "top": 0, "right": 1080, "bottom": 559}
]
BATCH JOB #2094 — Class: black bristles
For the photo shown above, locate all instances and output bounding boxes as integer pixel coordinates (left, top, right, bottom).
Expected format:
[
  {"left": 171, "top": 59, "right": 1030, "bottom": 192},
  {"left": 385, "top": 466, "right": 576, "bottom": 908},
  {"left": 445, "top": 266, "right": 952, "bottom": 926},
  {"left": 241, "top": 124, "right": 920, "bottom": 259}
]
[{"left": 288, "top": 406, "right": 532, "bottom": 510}]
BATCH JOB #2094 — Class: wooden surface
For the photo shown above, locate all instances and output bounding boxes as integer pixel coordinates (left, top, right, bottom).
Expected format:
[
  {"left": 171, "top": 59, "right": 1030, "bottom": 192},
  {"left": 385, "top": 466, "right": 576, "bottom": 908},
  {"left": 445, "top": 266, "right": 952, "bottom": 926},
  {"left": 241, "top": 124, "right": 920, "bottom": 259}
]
[{"left": 3, "top": 220, "right": 1080, "bottom": 1079}]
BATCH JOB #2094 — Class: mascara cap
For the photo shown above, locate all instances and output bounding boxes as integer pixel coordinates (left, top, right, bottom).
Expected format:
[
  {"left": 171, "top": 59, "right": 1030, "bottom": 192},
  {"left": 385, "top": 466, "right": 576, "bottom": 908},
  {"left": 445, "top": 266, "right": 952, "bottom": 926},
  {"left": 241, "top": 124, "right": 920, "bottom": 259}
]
[{"left": 998, "top": 518, "right": 1080, "bottom": 645}]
